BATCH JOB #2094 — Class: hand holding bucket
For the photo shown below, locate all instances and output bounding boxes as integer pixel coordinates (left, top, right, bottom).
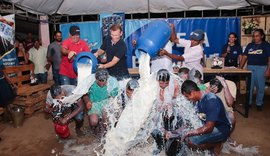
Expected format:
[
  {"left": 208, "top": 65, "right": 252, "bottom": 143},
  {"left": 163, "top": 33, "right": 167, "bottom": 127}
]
[{"left": 135, "top": 21, "right": 172, "bottom": 59}]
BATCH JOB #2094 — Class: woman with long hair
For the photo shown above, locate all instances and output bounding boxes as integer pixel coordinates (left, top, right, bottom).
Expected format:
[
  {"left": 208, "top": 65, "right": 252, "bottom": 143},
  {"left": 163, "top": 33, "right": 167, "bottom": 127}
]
[
  {"left": 16, "top": 42, "right": 29, "bottom": 65},
  {"left": 222, "top": 32, "right": 243, "bottom": 67},
  {"left": 239, "top": 29, "right": 270, "bottom": 111}
]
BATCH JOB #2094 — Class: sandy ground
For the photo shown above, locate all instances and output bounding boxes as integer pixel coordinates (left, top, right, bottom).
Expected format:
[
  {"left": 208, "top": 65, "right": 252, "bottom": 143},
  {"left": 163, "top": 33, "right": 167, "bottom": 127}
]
[{"left": 0, "top": 93, "right": 269, "bottom": 156}]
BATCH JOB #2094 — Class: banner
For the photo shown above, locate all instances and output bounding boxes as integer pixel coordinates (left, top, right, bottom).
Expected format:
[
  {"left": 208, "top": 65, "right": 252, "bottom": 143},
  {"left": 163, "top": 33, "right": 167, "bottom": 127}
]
[
  {"left": 0, "top": 14, "right": 18, "bottom": 66},
  {"left": 60, "top": 22, "right": 101, "bottom": 52},
  {"left": 100, "top": 12, "right": 125, "bottom": 40},
  {"left": 60, "top": 17, "right": 240, "bottom": 68},
  {"left": 125, "top": 18, "right": 240, "bottom": 67}
]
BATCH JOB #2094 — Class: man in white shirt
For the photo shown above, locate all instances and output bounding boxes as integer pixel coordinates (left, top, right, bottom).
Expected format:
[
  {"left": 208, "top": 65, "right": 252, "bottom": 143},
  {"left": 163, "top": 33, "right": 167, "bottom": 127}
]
[
  {"left": 29, "top": 39, "right": 49, "bottom": 83},
  {"left": 132, "top": 24, "right": 175, "bottom": 73},
  {"left": 159, "top": 28, "right": 204, "bottom": 77}
]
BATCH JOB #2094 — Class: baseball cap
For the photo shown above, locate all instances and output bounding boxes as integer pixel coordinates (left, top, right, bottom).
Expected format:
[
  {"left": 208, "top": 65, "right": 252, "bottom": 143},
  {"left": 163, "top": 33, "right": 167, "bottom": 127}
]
[
  {"left": 190, "top": 29, "right": 205, "bottom": 41},
  {"left": 69, "top": 25, "right": 80, "bottom": 36}
]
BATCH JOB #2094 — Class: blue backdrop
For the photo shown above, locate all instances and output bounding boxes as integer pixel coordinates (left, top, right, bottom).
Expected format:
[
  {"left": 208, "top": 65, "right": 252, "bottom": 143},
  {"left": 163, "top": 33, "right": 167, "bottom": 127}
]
[{"left": 60, "top": 17, "right": 240, "bottom": 68}]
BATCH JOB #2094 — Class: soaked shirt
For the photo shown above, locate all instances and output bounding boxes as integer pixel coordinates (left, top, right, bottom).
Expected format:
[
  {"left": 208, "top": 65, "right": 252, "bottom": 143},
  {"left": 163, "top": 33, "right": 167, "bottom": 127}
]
[
  {"left": 197, "top": 92, "right": 231, "bottom": 138},
  {"left": 88, "top": 76, "right": 118, "bottom": 103}
]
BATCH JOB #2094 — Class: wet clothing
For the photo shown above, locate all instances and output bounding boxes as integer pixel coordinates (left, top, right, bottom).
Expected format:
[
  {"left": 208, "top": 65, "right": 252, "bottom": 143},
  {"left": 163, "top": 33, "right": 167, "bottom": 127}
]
[
  {"left": 100, "top": 36, "right": 129, "bottom": 79},
  {"left": 189, "top": 127, "right": 225, "bottom": 145},
  {"left": 222, "top": 44, "right": 242, "bottom": 67},
  {"left": 198, "top": 84, "right": 207, "bottom": 91},
  {"left": 195, "top": 92, "right": 231, "bottom": 142},
  {"left": 205, "top": 80, "right": 237, "bottom": 113},
  {"left": 151, "top": 41, "right": 173, "bottom": 73},
  {"left": 46, "top": 85, "right": 84, "bottom": 121},
  {"left": 87, "top": 76, "right": 118, "bottom": 117},
  {"left": 60, "top": 38, "right": 90, "bottom": 79}
]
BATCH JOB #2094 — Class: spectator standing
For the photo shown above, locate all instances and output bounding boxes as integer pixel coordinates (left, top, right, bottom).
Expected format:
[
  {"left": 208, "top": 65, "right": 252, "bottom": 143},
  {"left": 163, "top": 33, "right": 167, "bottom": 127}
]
[
  {"left": 47, "top": 31, "right": 62, "bottom": 85},
  {"left": 239, "top": 29, "right": 270, "bottom": 111},
  {"left": 28, "top": 39, "right": 48, "bottom": 84},
  {"left": 16, "top": 42, "right": 29, "bottom": 65},
  {"left": 60, "top": 25, "right": 90, "bottom": 85},
  {"left": 25, "top": 32, "right": 34, "bottom": 51},
  {"left": 95, "top": 24, "right": 129, "bottom": 80},
  {"left": 222, "top": 33, "right": 242, "bottom": 67}
]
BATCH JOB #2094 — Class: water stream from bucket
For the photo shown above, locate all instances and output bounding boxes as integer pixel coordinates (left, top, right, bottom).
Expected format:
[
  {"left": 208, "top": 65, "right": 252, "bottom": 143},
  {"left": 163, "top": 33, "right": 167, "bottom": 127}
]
[
  {"left": 102, "top": 52, "right": 208, "bottom": 156},
  {"left": 58, "top": 52, "right": 259, "bottom": 156}
]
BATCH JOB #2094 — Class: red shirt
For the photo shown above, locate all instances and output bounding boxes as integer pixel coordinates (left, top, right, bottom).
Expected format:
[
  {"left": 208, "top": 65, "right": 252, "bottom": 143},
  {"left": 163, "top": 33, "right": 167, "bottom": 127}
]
[{"left": 59, "top": 38, "right": 90, "bottom": 78}]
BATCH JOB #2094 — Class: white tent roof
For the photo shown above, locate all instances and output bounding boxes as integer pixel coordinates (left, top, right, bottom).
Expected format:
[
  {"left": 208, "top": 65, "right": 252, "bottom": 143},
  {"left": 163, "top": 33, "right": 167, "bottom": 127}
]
[{"left": 7, "top": 0, "right": 270, "bottom": 15}]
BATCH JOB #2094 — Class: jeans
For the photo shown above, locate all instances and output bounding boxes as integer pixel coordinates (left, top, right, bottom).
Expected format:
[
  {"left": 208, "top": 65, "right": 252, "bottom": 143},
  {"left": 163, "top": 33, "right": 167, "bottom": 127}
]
[
  {"left": 60, "top": 74, "right": 77, "bottom": 85},
  {"left": 188, "top": 127, "right": 226, "bottom": 145},
  {"left": 52, "top": 69, "right": 60, "bottom": 85},
  {"left": 35, "top": 72, "right": 48, "bottom": 84},
  {"left": 247, "top": 65, "right": 267, "bottom": 106}
]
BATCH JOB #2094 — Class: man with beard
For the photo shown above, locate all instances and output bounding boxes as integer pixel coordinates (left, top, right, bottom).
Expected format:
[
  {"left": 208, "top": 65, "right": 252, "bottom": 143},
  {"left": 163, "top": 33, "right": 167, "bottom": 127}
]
[{"left": 47, "top": 31, "right": 62, "bottom": 85}]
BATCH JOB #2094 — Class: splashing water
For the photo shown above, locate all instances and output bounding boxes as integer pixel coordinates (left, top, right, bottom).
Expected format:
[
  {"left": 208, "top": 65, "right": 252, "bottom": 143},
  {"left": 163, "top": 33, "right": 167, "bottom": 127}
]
[
  {"left": 51, "top": 63, "right": 94, "bottom": 119},
  {"left": 103, "top": 53, "right": 159, "bottom": 155},
  {"left": 58, "top": 52, "right": 259, "bottom": 156},
  {"left": 102, "top": 52, "right": 207, "bottom": 156}
]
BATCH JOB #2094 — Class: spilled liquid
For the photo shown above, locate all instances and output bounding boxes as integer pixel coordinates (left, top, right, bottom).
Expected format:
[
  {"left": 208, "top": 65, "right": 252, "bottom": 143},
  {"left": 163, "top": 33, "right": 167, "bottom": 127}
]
[
  {"left": 102, "top": 53, "right": 208, "bottom": 155},
  {"left": 56, "top": 53, "right": 259, "bottom": 156}
]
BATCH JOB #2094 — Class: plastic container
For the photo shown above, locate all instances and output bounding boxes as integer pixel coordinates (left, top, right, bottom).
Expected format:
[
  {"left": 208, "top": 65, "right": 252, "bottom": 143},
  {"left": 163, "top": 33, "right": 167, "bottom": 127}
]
[
  {"left": 54, "top": 123, "right": 70, "bottom": 139},
  {"left": 11, "top": 107, "right": 25, "bottom": 128},
  {"left": 73, "top": 52, "right": 98, "bottom": 73},
  {"left": 135, "top": 21, "right": 172, "bottom": 58}
]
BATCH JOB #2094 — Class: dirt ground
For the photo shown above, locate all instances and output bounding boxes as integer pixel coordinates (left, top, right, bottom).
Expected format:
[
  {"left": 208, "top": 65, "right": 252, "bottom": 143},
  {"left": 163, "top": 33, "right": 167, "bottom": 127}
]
[{"left": 0, "top": 92, "right": 269, "bottom": 156}]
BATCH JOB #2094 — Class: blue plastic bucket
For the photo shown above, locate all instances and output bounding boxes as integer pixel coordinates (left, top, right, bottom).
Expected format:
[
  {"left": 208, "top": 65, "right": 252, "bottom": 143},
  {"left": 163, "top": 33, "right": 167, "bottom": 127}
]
[
  {"left": 135, "top": 21, "right": 172, "bottom": 58},
  {"left": 73, "top": 52, "right": 98, "bottom": 73}
]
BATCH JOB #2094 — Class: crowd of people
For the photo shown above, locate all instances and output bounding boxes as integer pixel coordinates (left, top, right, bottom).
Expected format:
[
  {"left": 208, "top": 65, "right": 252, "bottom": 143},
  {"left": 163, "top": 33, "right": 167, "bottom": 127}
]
[{"left": 1, "top": 22, "right": 270, "bottom": 155}]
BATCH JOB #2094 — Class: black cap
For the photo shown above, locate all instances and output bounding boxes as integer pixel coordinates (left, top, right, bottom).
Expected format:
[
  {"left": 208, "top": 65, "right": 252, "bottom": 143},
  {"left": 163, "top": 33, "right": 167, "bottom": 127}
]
[{"left": 69, "top": 25, "right": 80, "bottom": 36}]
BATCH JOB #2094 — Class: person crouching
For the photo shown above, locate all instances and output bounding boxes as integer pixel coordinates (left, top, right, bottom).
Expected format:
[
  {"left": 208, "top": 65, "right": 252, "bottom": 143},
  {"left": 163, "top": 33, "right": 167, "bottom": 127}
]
[
  {"left": 83, "top": 68, "right": 118, "bottom": 136},
  {"left": 45, "top": 85, "right": 85, "bottom": 138}
]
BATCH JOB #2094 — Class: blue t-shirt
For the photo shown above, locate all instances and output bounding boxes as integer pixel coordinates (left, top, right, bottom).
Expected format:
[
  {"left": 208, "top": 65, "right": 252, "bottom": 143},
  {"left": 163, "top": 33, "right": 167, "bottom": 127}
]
[
  {"left": 243, "top": 41, "right": 270, "bottom": 66},
  {"left": 222, "top": 44, "right": 242, "bottom": 60},
  {"left": 197, "top": 92, "right": 231, "bottom": 138}
]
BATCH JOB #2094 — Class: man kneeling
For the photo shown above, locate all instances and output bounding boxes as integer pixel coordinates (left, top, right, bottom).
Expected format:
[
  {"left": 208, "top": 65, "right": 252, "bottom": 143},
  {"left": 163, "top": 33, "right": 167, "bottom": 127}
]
[
  {"left": 45, "top": 85, "right": 85, "bottom": 138},
  {"left": 181, "top": 80, "right": 231, "bottom": 155}
]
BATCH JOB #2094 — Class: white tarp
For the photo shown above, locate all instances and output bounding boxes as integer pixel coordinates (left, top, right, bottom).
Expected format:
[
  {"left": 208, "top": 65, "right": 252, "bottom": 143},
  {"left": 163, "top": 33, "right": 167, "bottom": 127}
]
[{"left": 6, "top": 0, "right": 270, "bottom": 15}]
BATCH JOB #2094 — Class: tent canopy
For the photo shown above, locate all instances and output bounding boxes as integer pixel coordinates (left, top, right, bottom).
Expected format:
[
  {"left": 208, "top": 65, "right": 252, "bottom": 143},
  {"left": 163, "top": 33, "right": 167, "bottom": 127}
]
[{"left": 6, "top": 0, "right": 270, "bottom": 15}]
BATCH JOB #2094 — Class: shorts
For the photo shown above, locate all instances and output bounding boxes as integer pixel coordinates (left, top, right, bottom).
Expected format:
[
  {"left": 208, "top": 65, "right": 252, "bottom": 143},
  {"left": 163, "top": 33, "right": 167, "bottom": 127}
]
[
  {"left": 88, "top": 99, "right": 108, "bottom": 117},
  {"left": 188, "top": 127, "right": 227, "bottom": 145}
]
